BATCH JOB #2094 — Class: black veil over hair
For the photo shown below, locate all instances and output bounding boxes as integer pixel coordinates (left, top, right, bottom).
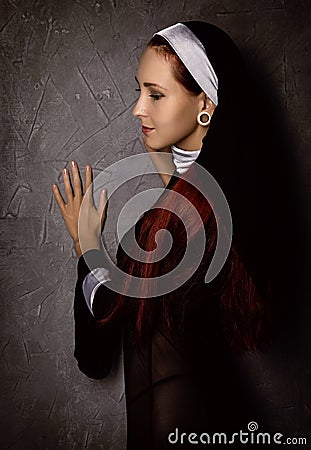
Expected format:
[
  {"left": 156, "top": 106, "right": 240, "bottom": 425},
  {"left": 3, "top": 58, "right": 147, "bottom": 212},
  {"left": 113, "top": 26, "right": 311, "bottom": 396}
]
[
  {"left": 183, "top": 21, "right": 262, "bottom": 286},
  {"left": 182, "top": 21, "right": 306, "bottom": 338}
]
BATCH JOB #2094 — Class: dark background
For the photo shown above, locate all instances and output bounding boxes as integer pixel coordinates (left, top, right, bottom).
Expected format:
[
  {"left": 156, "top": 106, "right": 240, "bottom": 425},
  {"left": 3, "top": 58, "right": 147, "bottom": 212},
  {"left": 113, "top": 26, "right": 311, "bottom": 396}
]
[{"left": 0, "top": 0, "right": 310, "bottom": 448}]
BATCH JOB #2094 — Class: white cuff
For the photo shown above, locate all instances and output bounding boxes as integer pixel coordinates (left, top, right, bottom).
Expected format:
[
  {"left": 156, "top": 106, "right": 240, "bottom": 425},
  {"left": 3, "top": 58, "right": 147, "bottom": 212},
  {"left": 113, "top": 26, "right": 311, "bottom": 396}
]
[{"left": 82, "top": 267, "right": 111, "bottom": 316}]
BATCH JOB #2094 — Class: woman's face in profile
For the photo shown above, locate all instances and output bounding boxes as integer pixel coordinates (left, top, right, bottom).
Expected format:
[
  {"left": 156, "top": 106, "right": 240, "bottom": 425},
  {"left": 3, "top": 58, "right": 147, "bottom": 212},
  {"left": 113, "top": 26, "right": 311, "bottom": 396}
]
[{"left": 133, "top": 46, "right": 206, "bottom": 151}]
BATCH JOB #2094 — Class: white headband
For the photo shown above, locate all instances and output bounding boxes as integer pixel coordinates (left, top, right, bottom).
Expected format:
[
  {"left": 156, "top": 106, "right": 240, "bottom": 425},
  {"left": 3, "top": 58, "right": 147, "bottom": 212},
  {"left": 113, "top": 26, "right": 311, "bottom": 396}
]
[{"left": 154, "top": 23, "right": 218, "bottom": 106}]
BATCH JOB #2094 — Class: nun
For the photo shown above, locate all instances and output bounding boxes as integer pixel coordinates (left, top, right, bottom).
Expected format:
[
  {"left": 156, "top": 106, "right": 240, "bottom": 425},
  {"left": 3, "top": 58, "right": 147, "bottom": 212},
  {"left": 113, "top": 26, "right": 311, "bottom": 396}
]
[{"left": 53, "top": 21, "right": 274, "bottom": 449}]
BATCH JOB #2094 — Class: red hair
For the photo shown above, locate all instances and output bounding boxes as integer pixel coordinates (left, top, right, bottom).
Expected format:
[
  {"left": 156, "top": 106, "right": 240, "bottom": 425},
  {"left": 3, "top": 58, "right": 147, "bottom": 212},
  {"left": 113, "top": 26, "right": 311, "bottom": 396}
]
[{"left": 98, "top": 173, "right": 268, "bottom": 352}]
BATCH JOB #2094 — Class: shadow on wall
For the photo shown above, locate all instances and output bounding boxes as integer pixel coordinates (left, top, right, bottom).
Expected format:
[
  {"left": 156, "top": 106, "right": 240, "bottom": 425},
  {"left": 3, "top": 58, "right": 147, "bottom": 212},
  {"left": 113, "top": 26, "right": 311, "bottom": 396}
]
[
  {"left": 229, "top": 49, "right": 311, "bottom": 436},
  {"left": 244, "top": 53, "right": 310, "bottom": 352}
]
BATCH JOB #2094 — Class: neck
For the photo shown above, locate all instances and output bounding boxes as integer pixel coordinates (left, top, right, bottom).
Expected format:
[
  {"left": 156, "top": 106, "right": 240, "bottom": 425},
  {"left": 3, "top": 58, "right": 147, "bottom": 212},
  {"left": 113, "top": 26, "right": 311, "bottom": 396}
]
[{"left": 175, "top": 126, "right": 207, "bottom": 151}]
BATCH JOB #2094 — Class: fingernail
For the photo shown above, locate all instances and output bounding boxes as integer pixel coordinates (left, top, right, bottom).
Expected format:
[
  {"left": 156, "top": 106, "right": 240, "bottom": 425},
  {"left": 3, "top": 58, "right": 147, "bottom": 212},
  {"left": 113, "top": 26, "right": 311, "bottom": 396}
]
[
  {"left": 71, "top": 160, "right": 75, "bottom": 167},
  {"left": 63, "top": 168, "right": 67, "bottom": 174},
  {"left": 86, "top": 165, "right": 90, "bottom": 171}
]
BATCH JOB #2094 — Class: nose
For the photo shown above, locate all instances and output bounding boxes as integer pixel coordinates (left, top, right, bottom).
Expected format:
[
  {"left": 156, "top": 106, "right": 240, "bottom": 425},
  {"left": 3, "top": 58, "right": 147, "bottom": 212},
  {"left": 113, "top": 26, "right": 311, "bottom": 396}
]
[{"left": 132, "top": 95, "right": 147, "bottom": 118}]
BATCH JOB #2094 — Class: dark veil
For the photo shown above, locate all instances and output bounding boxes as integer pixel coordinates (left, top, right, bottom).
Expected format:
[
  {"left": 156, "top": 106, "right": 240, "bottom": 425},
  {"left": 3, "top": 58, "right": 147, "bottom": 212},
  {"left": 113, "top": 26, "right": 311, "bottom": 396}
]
[{"left": 183, "top": 21, "right": 306, "bottom": 340}]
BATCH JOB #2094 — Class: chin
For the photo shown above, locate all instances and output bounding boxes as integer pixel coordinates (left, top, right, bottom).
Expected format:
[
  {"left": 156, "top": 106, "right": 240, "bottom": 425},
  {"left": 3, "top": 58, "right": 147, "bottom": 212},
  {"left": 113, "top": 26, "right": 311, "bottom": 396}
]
[{"left": 143, "top": 136, "right": 171, "bottom": 151}]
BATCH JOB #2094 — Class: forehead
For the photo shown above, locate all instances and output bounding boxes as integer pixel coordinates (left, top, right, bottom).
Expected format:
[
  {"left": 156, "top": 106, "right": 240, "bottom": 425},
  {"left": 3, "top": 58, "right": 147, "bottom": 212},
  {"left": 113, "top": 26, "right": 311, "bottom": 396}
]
[{"left": 136, "top": 46, "right": 176, "bottom": 85}]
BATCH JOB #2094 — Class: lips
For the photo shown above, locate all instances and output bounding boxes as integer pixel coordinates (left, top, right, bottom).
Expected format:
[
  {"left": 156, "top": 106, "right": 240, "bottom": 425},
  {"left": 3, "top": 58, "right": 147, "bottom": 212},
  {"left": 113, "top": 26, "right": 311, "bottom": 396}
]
[{"left": 142, "top": 125, "right": 154, "bottom": 134}]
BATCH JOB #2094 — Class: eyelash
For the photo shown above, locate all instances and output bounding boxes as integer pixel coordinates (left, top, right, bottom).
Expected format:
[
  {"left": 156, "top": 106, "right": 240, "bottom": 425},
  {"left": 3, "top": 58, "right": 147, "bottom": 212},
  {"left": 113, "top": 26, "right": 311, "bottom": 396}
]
[
  {"left": 150, "top": 94, "right": 163, "bottom": 100},
  {"left": 135, "top": 88, "right": 163, "bottom": 101}
]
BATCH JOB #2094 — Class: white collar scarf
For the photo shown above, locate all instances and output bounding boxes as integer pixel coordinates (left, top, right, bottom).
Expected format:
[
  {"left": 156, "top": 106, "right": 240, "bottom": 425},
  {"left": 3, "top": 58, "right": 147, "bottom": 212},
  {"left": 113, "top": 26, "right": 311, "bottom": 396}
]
[{"left": 171, "top": 144, "right": 201, "bottom": 174}]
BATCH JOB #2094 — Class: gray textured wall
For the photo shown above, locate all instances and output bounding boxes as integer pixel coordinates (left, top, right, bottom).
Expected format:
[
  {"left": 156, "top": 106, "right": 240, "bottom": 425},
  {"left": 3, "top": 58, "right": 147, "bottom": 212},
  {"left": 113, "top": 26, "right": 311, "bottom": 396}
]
[{"left": 0, "top": 0, "right": 310, "bottom": 449}]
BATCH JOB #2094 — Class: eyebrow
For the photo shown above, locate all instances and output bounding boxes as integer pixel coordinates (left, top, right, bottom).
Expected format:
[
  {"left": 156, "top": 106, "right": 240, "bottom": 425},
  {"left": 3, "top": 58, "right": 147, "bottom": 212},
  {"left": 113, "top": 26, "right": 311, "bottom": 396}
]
[{"left": 135, "top": 76, "right": 167, "bottom": 90}]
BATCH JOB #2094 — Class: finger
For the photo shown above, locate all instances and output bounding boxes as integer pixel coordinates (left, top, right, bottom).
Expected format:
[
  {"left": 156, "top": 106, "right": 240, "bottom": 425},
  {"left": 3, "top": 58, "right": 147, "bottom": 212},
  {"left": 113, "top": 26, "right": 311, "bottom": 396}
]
[
  {"left": 52, "top": 184, "right": 66, "bottom": 213},
  {"left": 98, "top": 188, "right": 108, "bottom": 226},
  {"left": 70, "top": 160, "right": 82, "bottom": 202},
  {"left": 63, "top": 167, "right": 74, "bottom": 205},
  {"left": 85, "top": 165, "right": 93, "bottom": 193},
  {"left": 83, "top": 180, "right": 95, "bottom": 210}
]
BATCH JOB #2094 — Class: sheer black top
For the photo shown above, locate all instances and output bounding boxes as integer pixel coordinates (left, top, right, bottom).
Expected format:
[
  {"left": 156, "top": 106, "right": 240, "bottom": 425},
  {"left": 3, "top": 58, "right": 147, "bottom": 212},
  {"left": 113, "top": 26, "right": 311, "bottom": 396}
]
[{"left": 73, "top": 173, "right": 263, "bottom": 449}]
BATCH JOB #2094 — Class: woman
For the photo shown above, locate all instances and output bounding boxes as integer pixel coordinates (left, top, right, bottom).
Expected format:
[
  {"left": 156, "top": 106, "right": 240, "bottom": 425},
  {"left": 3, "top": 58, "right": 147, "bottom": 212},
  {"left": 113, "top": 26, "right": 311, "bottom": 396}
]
[{"left": 53, "top": 21, "right": 270, "bottom": 449}]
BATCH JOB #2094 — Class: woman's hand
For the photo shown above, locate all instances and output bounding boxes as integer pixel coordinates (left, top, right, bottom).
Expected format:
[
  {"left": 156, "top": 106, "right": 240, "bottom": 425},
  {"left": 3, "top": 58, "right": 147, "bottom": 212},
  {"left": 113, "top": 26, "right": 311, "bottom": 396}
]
[{"left": 52, "top": 161, "right": 107, "bottom": 258}]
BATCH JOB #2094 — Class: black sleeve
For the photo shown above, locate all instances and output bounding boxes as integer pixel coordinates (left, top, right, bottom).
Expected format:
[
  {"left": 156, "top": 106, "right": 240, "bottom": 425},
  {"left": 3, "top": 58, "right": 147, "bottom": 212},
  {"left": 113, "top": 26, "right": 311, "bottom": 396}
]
[{"left": 73, "top": 249, "right": 121, "bottom": 379}]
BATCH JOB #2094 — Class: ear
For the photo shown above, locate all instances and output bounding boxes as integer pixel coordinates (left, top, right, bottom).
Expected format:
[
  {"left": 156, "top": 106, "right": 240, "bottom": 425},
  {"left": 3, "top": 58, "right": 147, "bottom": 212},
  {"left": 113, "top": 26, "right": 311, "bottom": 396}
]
[
  {"left": 197, "top": 92, "right": 207, "bottom": 112},
  {"left": 204, "top": 95, "right": 216, "bottom": 116},
  {"left": 197, "top": 93, "right": 217, "bottom": 118}
]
